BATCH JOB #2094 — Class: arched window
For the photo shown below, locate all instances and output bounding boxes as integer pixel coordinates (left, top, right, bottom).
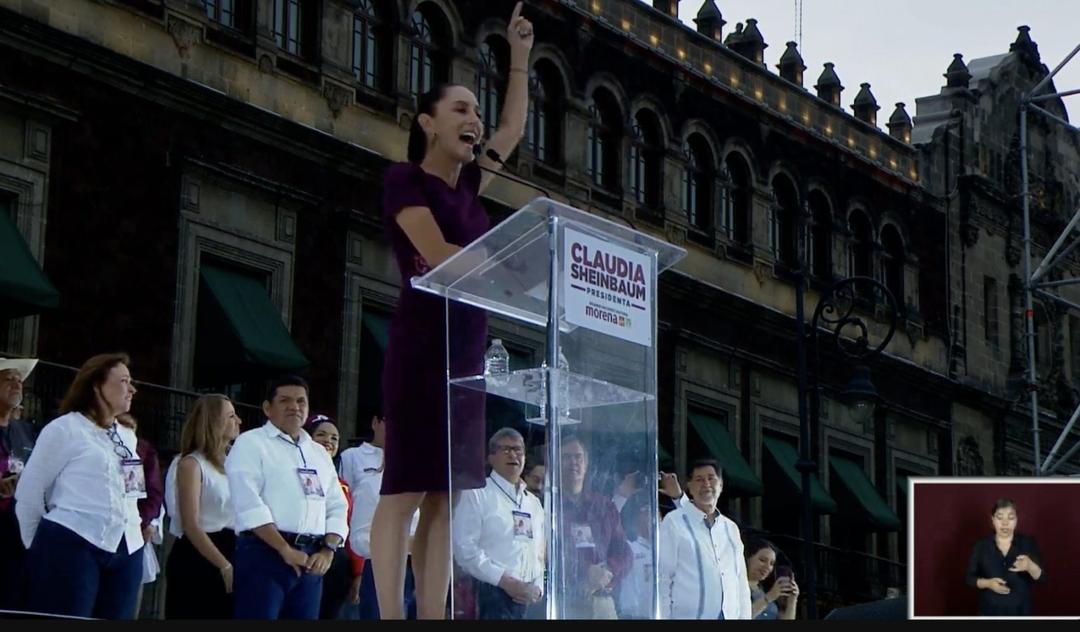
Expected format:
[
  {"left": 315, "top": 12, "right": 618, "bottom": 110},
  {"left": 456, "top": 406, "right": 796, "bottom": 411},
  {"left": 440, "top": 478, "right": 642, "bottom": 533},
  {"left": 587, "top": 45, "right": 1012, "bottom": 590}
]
[
  {"left": 477, "top": 36, "right": 509, "bottom": 137},
  {"left": 352, "top": 0, "right": 387, "bottom": 90},
  {"left": 272, "top": 0, "right": 317, "bottom": 59},
  {"left": 771, "top": 175, "right": 800, "bottom": 267},
  {"left": 725, "top": 152, "right": 753, "bottom": 246},
  {"left": 629, "top": 109, "right": 664, "bottom": 209},
  {"left": 849, "top": 210, "right": 874, "bottom": 279},
  {"left": 527, "top": 60, "right": 563, "bottom": 166},
  {"left": 881, "top": 224, "right": 905, "bottom": 308},
  {"left": 409, "top": 5, "right": 450, "bottom": 99},
  {"left": 204, "top": 0, "right": 236, "bottom": 27},
  {"left": 587, "top": 88, "right": 622, "bottom": 192},
  {"left": 808, "top": 190, "right": 832, "bottom": 279},
  {"left": 682, "top": 134, "right": 715, "bottom": 231}
]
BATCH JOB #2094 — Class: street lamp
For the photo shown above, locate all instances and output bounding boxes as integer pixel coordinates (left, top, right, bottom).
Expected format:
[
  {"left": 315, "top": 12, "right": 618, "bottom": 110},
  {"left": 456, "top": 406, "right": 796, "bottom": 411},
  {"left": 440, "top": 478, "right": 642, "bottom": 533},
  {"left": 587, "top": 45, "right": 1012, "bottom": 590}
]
[
  {"left": 795, "top": 274, "right": 898, "bottom": 618},
  {"left": 841, "top": 364, "right": 880, "bottom": 426}
]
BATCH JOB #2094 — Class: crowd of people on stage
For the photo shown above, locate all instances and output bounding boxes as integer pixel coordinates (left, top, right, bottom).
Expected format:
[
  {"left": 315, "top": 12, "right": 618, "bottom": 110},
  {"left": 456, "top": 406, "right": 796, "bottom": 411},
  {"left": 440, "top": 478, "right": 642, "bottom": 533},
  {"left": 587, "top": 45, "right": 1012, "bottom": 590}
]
[{"left": 0, "top": 354, "right": 806, "bottom": 621}]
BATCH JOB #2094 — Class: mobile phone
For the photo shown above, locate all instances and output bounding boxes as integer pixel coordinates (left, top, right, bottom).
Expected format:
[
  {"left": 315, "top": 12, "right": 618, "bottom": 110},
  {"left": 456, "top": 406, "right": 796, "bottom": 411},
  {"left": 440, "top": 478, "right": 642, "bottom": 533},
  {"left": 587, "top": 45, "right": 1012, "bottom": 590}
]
[{"left": 775, "top": 565, "right": 794, "bottom": 581}]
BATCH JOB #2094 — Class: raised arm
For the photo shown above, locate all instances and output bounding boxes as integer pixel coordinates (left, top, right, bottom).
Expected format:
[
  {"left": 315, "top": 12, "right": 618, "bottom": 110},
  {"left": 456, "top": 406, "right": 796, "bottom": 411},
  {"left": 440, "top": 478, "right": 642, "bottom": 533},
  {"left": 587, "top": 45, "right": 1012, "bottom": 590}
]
[{"left": 478, "top": 2, "right": 535, "bottom": 194}]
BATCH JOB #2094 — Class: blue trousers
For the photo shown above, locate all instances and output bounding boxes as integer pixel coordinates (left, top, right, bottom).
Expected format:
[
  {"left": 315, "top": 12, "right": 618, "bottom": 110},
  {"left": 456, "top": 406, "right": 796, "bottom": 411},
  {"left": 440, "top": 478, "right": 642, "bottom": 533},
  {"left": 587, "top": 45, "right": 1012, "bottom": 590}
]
[
  {"left": 357, "top": 556, "right": 416, "bottom": 619},
  {"left": 23, "top": 519, "right": 143, "bottom": 619},
  {"left": 476, "top": 580, "right": 527, "bottom": 620},
  {"left": 233, "top": 534, "right": 325, "bottom": 620}
]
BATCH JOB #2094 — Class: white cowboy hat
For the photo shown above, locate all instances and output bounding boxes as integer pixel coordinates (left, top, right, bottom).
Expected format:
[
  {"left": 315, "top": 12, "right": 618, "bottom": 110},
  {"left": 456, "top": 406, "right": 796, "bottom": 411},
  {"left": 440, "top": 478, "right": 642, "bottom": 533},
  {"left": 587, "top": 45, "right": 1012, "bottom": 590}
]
[{"left": 0, "top": 358, "right": 38, "bottom": 379}]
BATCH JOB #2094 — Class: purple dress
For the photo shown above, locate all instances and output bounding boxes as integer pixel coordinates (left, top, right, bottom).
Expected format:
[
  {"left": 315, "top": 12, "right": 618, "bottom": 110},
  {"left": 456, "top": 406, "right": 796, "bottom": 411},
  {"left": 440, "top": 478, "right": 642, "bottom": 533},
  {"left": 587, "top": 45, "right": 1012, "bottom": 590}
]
[{"left": 380, "top": 160, "right": 489, "bottom": 494}]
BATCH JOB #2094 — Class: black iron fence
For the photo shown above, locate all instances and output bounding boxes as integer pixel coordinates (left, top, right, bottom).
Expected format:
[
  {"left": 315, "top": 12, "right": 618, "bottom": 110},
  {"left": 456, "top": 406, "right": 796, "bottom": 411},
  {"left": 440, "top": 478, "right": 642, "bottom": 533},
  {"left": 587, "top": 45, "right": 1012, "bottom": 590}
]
[
  {"left": 768, "top": 533, "right": 905, "bottom": 615},
  {"left": 22, "top": 361, "right": 264, "bottom": 459}
]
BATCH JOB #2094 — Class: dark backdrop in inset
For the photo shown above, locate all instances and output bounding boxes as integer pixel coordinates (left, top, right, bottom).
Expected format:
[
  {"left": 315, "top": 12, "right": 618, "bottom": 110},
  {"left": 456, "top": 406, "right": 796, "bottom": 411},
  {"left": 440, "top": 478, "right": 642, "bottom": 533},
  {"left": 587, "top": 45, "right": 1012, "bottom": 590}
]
[{"left": 912, "top": 482, "right": 1080, "bottom": 616}]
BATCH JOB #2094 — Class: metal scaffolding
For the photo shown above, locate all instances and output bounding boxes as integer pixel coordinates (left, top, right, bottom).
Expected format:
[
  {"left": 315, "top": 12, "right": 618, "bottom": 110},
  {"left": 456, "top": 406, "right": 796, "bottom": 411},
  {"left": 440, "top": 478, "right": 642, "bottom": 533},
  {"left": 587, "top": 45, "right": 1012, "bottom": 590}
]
[{"left": 1020, "top": 41, "right": 1080, "bottom": 475}]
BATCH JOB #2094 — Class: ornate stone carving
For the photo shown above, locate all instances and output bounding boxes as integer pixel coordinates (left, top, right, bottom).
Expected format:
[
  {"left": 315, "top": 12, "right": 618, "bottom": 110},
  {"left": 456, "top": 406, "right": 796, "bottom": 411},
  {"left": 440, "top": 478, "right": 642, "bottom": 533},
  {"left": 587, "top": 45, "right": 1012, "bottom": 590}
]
[
  {"left": 258, "top": 54, "right": 275, "bottom": 75},
  {"left": 665, "top": 222, "right": 687, "bottom": 246},
  {"left": 956, "top": 435, "right": 984, "bottom": 476},
  {"left": 167, "top": 14, "right": 201, "bottom": 59},
  {"left": 323, "top": 81, "right": 354, "bottom": 118},
  {"left": 752, "top": 261, "right": 770, "bottom": 285}
]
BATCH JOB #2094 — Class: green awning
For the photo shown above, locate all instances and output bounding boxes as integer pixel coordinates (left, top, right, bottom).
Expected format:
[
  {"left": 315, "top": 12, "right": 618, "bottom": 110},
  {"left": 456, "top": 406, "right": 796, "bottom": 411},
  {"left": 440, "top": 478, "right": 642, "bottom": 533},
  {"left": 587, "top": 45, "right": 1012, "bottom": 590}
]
[
  {"left": 762, "top": 435, "right": 838, "bottom": 514},
  {"left": 688, "top": 412, "right": 763, "bottom": 496},
  {"left": 199, "top": 263, "right": 309, "bottom": 372},
  {"left": 830, "top": 456, "right": 901, "bottom": 531},
  {"left": 659, "top": 443, "right": 675, "bottom": 468},
  {"left": 0, "top": 201, "right": 59, "bottom": 317},
  {"left": 362, "top": 312, "right": 390, "bottom": 351}
]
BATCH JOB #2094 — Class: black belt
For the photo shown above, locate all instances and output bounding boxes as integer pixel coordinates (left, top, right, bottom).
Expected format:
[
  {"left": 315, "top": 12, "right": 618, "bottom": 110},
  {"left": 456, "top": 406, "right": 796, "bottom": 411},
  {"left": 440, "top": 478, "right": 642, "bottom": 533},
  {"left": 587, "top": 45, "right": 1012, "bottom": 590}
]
[{"left": 241, "top": 530, "right": 323, "bottom": 547}]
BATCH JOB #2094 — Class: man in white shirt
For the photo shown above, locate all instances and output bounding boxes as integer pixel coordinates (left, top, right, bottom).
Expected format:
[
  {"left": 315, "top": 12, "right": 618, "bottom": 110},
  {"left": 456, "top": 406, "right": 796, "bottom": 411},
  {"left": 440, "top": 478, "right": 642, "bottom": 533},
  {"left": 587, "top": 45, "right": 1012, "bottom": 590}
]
[
  {"left": 338, "top": 414, "right": 385, "bottom": 491},
  {"left": 346, "top": 415, "right": 419, "bottom": 619},
  {"left": 658, "top": 459, "right": 751, "bottom": 620},
  {"left": 226, "top": 376, "right": 349, "bottom": 620},
  {"left": 616, "top": 489, "right": 655, "bottom": 619},
  {"left": 453, "top": 428, "right": 544, "bottom": 619}
]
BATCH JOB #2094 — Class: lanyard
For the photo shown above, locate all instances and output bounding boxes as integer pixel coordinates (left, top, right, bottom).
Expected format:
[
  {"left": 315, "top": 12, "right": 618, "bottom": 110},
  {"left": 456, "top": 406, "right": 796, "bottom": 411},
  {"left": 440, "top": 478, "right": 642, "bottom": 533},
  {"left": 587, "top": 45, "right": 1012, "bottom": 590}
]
[
  {"left": 277, "top": 434, "right": 308, "bottom": 467},
  {"left": 489, "top": 475, "right": 523, "bottom": 510}
]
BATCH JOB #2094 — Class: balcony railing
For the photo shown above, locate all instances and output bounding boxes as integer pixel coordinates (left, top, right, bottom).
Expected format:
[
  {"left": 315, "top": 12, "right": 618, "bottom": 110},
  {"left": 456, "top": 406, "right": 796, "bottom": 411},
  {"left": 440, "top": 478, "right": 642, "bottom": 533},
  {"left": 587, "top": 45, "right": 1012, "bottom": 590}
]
[
  {"left": 20, "top": 361, "right": 265, "bottom": 459},
  {"left": 767, "top": 533, "right": 906, "bottom": 613}
]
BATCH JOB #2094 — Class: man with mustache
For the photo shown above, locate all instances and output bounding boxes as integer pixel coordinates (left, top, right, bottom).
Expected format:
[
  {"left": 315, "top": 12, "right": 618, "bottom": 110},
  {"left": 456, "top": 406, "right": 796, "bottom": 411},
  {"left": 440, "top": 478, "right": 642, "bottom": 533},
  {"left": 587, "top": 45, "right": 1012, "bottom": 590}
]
[
  {"left": 225, "top": 375, "right": 349, "bottom": 619},
  {"left": 658, "top": 459, "right": 752, "bottom": 619},
  {"left": 452, "top": 428, "right": 544, "bottom": 619}
]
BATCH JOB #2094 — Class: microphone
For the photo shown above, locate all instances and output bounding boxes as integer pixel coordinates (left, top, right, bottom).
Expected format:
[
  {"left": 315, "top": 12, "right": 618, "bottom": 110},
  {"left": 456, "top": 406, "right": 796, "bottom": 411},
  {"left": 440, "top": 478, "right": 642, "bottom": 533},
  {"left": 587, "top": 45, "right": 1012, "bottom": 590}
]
[
  {"left": 474, "top": 145, "right": 554, "bottom": 201},
  {"left": 477, "top": 146, "right": 636, "bottom": 231}
]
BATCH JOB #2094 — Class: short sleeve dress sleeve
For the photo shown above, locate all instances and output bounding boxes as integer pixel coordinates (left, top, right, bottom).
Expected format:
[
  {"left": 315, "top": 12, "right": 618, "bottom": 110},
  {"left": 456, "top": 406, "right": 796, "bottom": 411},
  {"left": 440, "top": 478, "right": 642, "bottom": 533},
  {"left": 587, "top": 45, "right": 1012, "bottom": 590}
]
[{"left": 382, "top": 162, "right": 429, "bottom": 220}]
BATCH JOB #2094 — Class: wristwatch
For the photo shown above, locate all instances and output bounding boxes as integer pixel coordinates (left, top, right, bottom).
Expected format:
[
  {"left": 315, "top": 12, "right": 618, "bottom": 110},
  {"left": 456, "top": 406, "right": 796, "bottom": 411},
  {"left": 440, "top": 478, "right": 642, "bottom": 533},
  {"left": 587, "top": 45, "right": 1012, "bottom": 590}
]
[{"left": 322, "top": 538, "right": 343, "bottom": 553}]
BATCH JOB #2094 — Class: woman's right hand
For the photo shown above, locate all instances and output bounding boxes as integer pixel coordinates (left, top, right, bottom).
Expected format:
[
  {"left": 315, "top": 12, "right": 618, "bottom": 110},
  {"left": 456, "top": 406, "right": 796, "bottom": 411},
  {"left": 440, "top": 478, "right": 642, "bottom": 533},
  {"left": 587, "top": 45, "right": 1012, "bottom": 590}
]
[
  {"left": 767, "top": 577, "right": 794, "bottom": 603},
  {"left": 980, "top": 577, "right": 1010, "bottom": 595},
  {"left": 220, "top": 563, "right": 234, "bottom": 594}
]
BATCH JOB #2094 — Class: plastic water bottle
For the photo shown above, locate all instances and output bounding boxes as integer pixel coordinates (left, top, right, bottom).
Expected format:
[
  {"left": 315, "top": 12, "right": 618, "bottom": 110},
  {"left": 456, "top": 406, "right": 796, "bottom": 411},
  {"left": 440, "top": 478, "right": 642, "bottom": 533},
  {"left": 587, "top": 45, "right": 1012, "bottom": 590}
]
[
  {"left": 540, "top": 348, "right": 571, "bottom": 420},
  {"left": 484, "top": 339, "right": 510, "bottom": 377},
  {"left": 557, "top": 349, "right": 570, "bottom": 417}
]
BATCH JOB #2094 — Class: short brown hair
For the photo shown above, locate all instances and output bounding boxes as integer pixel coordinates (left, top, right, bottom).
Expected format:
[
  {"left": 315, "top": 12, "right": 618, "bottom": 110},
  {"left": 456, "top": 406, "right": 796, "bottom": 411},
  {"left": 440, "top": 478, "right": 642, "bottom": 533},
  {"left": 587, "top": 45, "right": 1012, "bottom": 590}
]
[{"left": 59, "top": 352, "right": 131, "bottom": 427}]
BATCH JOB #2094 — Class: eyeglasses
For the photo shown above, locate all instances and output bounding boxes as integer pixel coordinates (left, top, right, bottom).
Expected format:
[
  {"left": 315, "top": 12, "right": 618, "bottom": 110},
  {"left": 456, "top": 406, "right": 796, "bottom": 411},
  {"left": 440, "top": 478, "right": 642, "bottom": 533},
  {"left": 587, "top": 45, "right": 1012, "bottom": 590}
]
[
  {"left": 494, "top": 445, "right": 525, "bottom": 456},
  {"left": 107, "top": 425, "right": 133, "bottom": 460}
]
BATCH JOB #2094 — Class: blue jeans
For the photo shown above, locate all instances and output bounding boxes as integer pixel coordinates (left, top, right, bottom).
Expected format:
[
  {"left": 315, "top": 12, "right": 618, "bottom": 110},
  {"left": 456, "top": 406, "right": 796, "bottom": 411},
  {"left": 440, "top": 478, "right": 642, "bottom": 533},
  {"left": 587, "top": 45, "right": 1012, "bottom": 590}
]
[
  {"left": 23, "top": 519, "right": 143, "bottom": 619},
  {"left": 358, "top": 556, "right": 416, "bottom": 619},
  {"left": 233, "top": 534, "right": 325, "bottom": 620},
  {"left": 476, "top": 580, "right": 527, "bottom": 620}
]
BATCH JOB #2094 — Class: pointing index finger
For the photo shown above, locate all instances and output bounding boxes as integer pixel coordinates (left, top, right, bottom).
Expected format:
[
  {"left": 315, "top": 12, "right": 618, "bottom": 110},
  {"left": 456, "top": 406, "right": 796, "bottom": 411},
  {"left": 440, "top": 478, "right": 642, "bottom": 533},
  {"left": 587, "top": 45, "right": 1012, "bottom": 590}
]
[{"left": 512, "top": 1, "right": 523, "bottom": 23}]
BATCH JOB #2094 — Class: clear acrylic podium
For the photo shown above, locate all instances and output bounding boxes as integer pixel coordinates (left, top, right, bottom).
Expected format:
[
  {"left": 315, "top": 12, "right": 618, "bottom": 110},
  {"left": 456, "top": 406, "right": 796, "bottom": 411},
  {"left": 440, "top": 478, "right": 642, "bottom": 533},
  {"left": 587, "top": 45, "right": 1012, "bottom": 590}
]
[{"left": 412, "top": 198, "right": 685, "bottom": 619}]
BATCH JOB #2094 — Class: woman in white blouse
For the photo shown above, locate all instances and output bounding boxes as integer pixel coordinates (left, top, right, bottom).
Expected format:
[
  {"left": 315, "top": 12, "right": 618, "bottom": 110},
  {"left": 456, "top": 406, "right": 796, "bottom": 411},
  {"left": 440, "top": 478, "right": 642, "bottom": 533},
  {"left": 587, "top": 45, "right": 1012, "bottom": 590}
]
[
  {"left": 164, "top": 394, "right": 241, "bottom": 619},
  {"left": 15, "top": 353, "right": 143, "bottom": 619}
]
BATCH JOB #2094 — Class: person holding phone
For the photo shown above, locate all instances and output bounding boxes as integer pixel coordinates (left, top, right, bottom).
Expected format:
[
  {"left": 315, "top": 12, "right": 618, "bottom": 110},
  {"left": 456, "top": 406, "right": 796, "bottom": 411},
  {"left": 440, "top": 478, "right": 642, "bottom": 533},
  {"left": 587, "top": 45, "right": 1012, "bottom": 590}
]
[{"left": 745, "top": 539, "right": 799, "bottom": 620}]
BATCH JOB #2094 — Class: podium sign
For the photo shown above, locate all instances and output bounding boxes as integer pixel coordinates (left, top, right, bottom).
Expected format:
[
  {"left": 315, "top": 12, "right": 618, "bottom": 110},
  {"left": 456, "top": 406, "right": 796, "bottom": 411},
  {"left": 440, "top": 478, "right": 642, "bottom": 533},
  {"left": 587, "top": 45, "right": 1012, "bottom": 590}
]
[{"left": 414, "top": 198, "right": 684, "bottom": 619}]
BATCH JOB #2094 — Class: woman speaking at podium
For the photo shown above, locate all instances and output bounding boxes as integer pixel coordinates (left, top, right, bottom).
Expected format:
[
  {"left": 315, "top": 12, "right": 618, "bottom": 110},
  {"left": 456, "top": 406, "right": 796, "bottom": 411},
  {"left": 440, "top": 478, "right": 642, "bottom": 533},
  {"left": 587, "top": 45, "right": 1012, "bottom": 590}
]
[{"left": 370, "top": 2, "right": 535, "bottom": 620}]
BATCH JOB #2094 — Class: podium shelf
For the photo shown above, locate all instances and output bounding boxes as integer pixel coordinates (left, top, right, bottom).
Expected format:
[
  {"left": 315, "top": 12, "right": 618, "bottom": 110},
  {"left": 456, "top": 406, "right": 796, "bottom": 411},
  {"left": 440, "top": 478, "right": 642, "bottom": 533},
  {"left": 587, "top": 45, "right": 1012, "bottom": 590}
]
[{"left": 450, "top": 368, "right": 653, "bottom": 409}]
